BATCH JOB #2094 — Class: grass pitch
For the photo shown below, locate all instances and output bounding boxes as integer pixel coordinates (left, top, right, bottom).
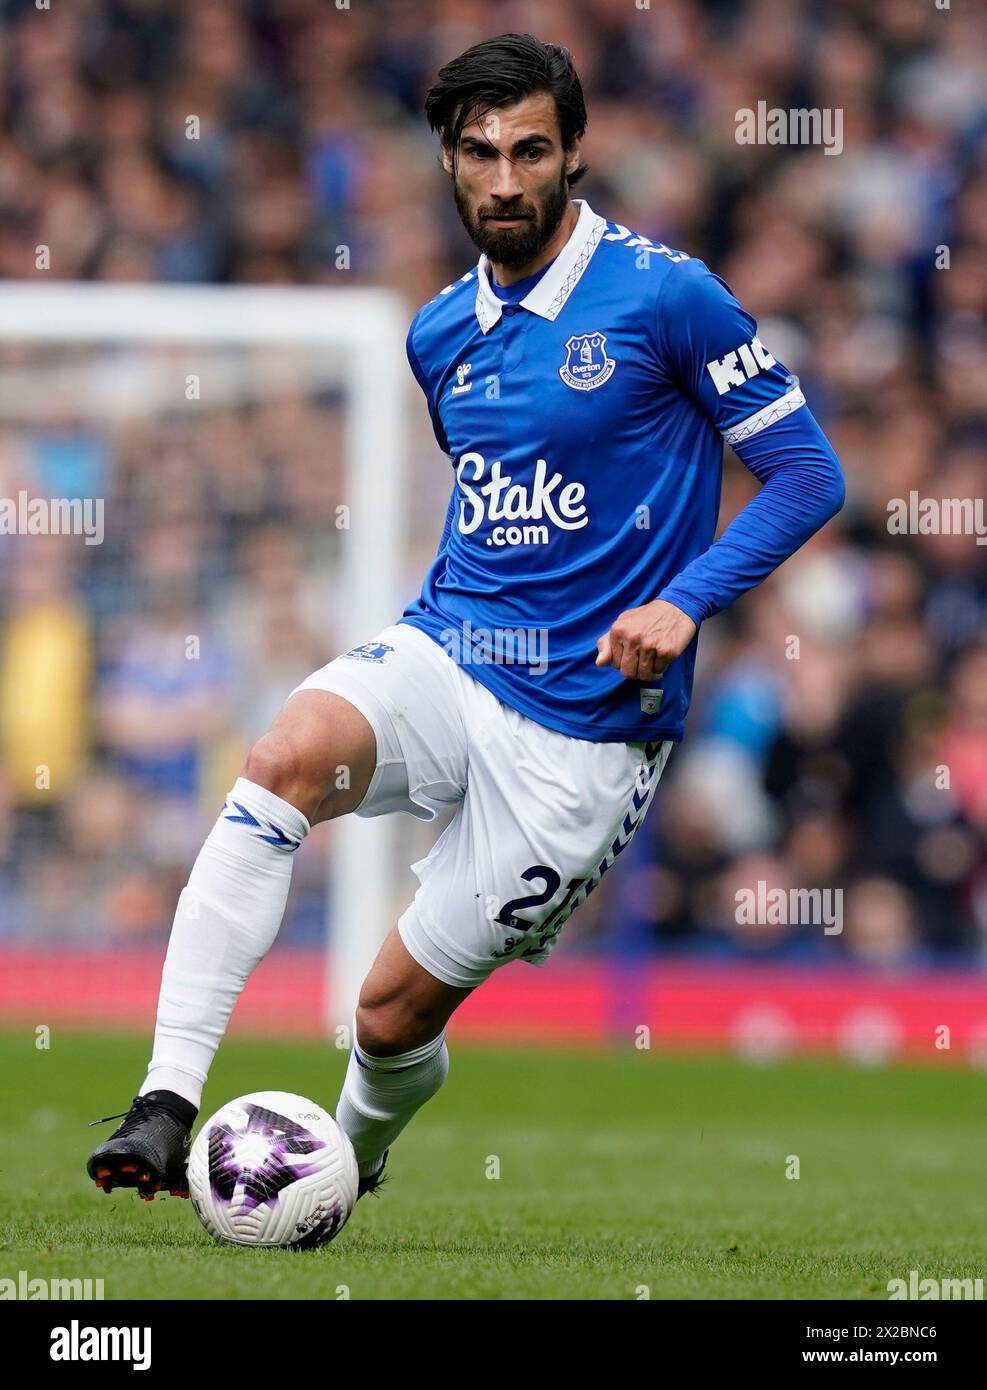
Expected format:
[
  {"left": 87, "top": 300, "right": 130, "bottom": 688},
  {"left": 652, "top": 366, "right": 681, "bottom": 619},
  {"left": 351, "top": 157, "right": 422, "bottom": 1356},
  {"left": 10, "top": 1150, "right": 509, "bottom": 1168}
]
[{"left": 1, "top": 1030, "right": 983, "bottom": 1300}]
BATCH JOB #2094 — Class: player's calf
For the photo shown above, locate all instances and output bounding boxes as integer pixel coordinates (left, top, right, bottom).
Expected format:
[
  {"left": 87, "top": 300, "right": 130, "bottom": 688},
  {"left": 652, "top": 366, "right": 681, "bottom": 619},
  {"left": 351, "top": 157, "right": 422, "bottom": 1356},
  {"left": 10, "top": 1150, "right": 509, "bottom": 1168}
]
[
  {"left": 87, "top": 690, "right": 380, "bottom": 1208},
  {"left": 335, "top": 928, "right": 471, "bottom": 1187}
]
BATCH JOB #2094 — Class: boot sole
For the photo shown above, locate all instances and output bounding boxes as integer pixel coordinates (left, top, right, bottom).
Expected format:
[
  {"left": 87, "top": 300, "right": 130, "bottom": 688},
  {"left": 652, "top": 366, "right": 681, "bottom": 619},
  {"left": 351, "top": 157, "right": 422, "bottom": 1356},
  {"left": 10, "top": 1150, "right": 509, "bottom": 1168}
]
[{"left": 87, "top": 1149, "right": 189, "bottom": 1201}]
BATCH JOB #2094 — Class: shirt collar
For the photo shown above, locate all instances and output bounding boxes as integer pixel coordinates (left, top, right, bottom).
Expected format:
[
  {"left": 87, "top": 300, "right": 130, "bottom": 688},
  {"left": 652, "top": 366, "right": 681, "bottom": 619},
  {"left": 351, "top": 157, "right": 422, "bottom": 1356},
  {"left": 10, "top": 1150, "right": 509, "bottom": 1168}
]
[{"left": 474, "top": 198, "right": 608, "bottom": 334}]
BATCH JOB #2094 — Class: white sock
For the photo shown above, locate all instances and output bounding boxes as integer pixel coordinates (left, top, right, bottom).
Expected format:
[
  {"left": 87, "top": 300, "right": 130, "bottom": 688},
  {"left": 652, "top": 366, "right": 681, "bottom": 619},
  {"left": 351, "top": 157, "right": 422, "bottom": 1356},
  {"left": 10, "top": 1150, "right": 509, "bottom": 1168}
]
[
  {"left": 140, "top": 777, "right": 309, "bottom": 1109},
  {"left": 335, "top": 1025, "right": 449, "bottom": 1176}
]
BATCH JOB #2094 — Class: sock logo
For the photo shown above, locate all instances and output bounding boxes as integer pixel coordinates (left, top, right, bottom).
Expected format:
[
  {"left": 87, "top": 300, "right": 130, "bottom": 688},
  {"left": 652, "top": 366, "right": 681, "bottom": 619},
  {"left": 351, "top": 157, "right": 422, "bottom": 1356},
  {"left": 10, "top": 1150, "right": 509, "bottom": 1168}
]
[{"left": 223, "top": 799, "right": 301, "bottom": 852}]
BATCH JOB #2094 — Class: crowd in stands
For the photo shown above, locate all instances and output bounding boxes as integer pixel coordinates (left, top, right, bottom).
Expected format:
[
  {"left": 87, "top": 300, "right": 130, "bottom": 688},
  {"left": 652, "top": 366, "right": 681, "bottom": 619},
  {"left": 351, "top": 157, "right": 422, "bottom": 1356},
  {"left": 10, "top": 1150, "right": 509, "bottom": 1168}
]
[{"left": 1, "top": 0, "right": 986, "bottom": 964}]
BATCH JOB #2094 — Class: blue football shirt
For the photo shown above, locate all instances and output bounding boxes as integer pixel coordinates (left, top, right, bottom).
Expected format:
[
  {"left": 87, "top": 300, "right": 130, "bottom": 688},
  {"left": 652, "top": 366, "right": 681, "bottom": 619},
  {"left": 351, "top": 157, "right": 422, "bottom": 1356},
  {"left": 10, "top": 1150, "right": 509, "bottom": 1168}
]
[{"left": 402, "top": 198, "right": 842, "bottom": 743}]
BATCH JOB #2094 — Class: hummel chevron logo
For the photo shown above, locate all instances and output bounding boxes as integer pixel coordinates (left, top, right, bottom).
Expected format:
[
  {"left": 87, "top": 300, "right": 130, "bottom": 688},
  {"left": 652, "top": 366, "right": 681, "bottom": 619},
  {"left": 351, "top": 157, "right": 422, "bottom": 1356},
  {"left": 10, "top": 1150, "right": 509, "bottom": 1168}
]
[{"left": 223, "top": 800, "right": 301, "bottom": 851}]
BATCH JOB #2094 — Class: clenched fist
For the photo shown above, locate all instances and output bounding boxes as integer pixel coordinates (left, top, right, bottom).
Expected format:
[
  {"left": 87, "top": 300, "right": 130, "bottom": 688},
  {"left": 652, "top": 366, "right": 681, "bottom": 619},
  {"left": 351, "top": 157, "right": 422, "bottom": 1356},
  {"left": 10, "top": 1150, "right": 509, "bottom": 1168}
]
[{"left": 595, "top": 599, "right": 698, "bottom": 681}]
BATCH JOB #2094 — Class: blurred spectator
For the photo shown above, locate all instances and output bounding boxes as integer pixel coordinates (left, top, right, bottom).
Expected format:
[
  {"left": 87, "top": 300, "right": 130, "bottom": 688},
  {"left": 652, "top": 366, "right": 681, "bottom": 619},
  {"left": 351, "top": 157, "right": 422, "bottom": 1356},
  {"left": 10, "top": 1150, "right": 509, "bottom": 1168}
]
[{"left": 0, "top": 538, "right": 90, "bottom": 812}]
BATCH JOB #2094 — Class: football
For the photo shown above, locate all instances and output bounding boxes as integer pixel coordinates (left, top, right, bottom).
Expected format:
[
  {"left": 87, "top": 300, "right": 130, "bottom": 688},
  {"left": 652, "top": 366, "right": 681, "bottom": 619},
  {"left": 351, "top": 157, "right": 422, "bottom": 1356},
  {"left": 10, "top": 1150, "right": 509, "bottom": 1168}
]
[{"left": 187, "top": 1091, "right": 359, "bottom": 1249}]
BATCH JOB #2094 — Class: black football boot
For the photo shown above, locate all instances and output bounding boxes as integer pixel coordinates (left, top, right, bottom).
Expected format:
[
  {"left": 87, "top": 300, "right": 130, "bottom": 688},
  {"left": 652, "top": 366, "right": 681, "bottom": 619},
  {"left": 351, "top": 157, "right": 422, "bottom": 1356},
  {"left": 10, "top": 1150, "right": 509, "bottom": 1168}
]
[
  {"left": 357, "top": 1149, "right": 389, "bottom": 1200},
  {"left": 86, "top": 1091, "right": 196, "bottom": 1201}
]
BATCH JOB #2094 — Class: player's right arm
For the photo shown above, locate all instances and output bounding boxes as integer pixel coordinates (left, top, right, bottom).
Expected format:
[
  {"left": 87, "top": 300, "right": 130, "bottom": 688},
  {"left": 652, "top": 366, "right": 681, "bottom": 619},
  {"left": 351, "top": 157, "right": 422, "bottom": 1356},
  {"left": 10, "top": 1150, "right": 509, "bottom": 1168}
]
[{"left": 406, "top": 315, "right": 452, "bottom": 456}]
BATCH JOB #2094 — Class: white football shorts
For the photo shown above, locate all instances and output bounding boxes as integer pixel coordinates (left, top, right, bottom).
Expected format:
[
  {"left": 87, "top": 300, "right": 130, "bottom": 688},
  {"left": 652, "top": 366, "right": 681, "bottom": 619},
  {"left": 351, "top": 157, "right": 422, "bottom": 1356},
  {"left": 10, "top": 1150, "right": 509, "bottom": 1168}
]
[{"left": 289, "top": 623, "right": 672, "bottom": 989}]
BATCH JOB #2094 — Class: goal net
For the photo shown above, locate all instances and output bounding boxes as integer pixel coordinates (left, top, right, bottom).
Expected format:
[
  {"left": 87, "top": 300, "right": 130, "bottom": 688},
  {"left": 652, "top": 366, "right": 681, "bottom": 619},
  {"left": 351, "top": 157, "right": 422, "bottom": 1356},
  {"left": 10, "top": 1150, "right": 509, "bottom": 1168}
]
[{"left": 0, "top": 280, "right": 426, "bottom": 1038}]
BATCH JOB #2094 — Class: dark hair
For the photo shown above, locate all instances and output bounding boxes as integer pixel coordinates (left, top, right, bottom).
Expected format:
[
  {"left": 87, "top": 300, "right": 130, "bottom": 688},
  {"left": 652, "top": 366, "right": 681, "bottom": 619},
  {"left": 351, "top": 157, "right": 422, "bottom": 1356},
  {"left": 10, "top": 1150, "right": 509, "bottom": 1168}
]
[{"left": 424, "top": 32, "right": 588, "bottom": 186}]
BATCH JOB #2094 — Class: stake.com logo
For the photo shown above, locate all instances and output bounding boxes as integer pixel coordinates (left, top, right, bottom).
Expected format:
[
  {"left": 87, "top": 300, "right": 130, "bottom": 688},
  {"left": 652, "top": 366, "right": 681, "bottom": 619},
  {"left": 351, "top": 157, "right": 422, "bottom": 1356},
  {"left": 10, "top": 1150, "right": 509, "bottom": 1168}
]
[{"left": 455, "top": 451, "right": 588, "bottom": 548}]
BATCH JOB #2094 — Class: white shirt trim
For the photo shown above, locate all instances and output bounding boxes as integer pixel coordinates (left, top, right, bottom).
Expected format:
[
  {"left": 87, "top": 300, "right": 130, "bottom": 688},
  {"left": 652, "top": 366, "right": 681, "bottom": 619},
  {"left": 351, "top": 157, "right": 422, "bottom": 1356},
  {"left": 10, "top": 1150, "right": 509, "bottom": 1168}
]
[
  {"left": 722, "top": 387, "right": 806, "bottom": 447},
  {"left": 474, "top": 198, "right": 608, "bottom": 334}
]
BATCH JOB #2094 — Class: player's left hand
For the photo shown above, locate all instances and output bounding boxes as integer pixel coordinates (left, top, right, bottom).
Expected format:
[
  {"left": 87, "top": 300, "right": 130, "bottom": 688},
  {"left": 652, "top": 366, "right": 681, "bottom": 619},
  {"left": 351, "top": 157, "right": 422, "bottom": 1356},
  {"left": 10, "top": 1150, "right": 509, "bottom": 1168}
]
[{"left": 595, "top": 599, "right": 698, "bottom": 681}]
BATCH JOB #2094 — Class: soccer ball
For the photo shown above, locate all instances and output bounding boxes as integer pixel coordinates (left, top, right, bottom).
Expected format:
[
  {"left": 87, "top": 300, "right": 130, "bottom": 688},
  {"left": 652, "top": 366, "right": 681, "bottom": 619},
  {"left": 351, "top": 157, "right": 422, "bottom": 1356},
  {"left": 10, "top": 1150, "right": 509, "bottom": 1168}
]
[{"left": 187, "top": 1091, "right": 359, "bottom": 1249}]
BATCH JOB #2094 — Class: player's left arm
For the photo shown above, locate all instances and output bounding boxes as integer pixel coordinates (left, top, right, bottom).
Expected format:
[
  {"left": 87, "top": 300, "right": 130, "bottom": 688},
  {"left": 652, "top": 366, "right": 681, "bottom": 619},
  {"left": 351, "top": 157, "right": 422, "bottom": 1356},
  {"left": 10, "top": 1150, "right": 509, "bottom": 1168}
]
[{"left": 596, "top": 261, "right": 845, "bottom": 681}]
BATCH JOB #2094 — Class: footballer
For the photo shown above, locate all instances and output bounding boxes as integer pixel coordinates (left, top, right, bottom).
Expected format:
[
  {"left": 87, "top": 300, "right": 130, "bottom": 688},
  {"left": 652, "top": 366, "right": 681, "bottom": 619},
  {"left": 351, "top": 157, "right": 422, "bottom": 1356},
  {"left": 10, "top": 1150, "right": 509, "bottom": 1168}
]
[{"left": 88, "top": 33, "right": 844, "bottom": 1201}]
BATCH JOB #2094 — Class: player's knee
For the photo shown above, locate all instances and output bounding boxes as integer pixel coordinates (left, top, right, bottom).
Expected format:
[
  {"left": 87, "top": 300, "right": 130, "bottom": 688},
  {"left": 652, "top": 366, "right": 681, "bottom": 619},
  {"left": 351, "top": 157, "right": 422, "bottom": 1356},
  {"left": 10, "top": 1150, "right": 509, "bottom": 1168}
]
[
  {"left": 243, "top": 732, "right": 315, "bottom": 817},
  {"left": 355, "top": 997, "right": 442, "bottom": 1058}
]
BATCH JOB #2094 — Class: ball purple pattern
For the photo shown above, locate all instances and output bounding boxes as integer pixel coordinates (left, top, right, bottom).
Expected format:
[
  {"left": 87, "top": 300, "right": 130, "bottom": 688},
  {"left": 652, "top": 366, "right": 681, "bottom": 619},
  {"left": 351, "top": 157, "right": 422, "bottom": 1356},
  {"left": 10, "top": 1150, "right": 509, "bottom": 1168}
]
[{"left": 208, "top": 1103, "right": 327, "bottom": 1212}]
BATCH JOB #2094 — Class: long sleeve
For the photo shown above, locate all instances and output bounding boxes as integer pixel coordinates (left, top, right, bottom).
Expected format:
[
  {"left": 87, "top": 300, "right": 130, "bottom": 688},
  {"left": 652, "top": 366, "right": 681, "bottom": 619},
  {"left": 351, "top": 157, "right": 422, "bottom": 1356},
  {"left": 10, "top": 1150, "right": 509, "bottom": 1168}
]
[
  {"left": 658, "top": 407, "right": 845, "bottom": 625},
  {"left": 652, "top": 257, "right": 845, "bottom": 625},
  {"left": 406, "top": 316, "right": 451, "bottom": 456}
]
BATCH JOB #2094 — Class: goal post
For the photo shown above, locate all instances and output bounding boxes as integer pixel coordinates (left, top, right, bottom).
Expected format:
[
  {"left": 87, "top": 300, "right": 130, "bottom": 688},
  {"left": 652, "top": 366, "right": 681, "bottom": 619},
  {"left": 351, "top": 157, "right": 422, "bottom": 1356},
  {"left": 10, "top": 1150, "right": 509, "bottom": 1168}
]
[{"left": 0, "top": 279, "right": 409, "bottom": 1035}]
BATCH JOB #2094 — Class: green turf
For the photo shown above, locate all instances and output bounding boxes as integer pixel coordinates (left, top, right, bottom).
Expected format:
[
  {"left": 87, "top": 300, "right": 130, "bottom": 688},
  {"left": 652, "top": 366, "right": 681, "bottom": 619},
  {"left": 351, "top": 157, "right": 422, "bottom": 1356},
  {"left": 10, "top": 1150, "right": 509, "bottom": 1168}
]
[{"left": 0, "top": 1030, "right": 983, "bottom": 1299}]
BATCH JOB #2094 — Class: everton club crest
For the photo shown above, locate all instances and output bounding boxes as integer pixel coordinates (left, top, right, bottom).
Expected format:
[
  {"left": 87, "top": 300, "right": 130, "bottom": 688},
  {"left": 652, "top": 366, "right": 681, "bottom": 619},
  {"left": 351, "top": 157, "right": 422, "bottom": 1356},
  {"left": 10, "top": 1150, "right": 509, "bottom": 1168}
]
[{"left": 559, "top": 331, "right": 616, "bottom": 392}]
